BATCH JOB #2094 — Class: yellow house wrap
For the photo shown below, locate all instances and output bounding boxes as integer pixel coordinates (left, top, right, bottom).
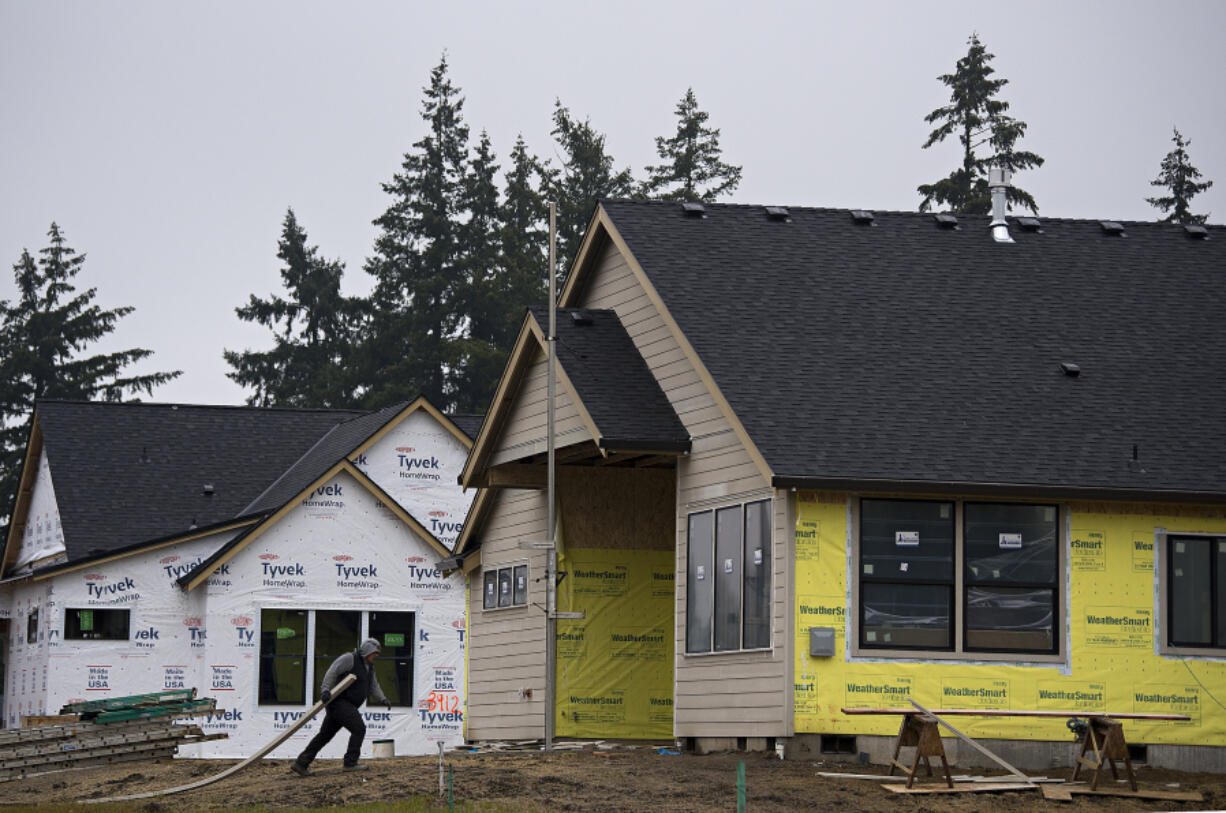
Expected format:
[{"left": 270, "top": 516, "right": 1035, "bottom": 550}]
[{"left": 794, "top": 492, "right": 1226, "bottom": 745}]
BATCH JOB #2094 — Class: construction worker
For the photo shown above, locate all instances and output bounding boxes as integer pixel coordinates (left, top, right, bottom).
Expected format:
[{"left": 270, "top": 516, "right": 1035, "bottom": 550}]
[{"left": 291, "top": 637, "right": 392, "bottom": 774}]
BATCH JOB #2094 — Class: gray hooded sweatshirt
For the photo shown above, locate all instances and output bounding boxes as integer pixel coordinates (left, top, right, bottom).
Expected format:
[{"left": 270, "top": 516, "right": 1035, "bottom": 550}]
[{"left": 319, "top": 637, "right": 390, "bottom": 707}]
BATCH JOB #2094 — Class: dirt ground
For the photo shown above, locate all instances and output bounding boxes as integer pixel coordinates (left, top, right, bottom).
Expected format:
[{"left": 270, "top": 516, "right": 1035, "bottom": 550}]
[{"left": 3, "top": 744, "right": 1225, "bottom": 812}]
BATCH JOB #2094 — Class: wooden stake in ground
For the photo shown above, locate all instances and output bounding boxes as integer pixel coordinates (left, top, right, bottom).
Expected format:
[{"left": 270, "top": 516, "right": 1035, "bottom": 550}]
[{"left": 78, "top": 673, "right": 358, "bottom": 805}]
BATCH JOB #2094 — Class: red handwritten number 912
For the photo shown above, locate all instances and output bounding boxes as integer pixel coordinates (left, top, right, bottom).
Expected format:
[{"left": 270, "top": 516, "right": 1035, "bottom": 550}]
[{"left": 426, "top": 691, "right": 459, "bottom": 713}]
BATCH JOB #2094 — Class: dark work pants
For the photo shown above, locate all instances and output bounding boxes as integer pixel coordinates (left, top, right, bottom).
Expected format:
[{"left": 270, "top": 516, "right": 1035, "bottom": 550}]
[{"left": 295, "top": 699, "right": 366, "bottom": 767}]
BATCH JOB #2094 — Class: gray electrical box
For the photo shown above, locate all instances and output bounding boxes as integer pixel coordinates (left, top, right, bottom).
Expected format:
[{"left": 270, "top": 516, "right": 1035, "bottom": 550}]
[{"left": 809, "top": 626, "right": 836, "bottom": 657}]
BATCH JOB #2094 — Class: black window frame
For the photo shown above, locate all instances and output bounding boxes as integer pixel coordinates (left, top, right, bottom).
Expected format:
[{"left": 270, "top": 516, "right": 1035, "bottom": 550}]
[
  {"left": 27, "top": 607, "right": 38, "bottom": 644},
  {"left": 1167, "top": 535, "right": 1226, "bottom": 649},
  {"left": 63, "top": 608, "right": 130, "bottom": 641},
  {"left": 685, "top": 499, "right": 772, "bottom": 654},
  {"left": 856, "top": 498, "right": 1061, "bottom": 658},
  {"left": 482, "top": 563, "right": 529, "bottom": 611},
  {"left": 258, "top": 608, "right": 310, "bottom": 706}
]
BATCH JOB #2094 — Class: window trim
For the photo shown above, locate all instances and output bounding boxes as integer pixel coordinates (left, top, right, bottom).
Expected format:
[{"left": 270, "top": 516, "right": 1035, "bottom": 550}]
[
  {"left": 481, "top": 561, "right": 530, "bottom": 612},
  {"left": 684, "top": 498, "right": 774, "bottom": 656},
  {"left": 1158, "top": 531, "right": 1226, "bottom": 658},
  {"left": 849, "top": 496, "right": 1066, "bottom": 664}
]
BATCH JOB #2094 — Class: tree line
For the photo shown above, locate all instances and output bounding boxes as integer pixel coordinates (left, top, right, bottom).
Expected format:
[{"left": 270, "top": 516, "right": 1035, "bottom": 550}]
[{"left": 0, "top": 39, "right": 1215, "bottom": 531}]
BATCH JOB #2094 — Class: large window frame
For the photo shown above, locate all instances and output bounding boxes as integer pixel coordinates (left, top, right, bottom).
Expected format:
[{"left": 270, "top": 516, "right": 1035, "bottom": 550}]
[
  {"left": 685, "top": 499, "right": 773, "bottom": 655},
  {"left": 852, "top": 498, "right": 1063, "bottom": 662},
  {"left": 63, "top": 608, "right": 130, "bottom": 641},
  {"left": 1161, "top": 534, "right": 1226, "bottom": 654},
  {"left": 257, "top": 608, "right": 416, "bottom": 707}
]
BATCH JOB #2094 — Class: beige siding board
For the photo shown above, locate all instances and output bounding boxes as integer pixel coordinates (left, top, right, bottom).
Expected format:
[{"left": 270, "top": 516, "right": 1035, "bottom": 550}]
[
  {"left": 497, "top": 356, "right": 588, "bottom": 453},
  {"left": 675, "top": 659, "right": 783, "bottom": 684},
  {"left": 676, "top": 720, "right": 783, "bottom": 736},
  {"left": 677, "top": 691, "right": 783, "bottom": 710}
]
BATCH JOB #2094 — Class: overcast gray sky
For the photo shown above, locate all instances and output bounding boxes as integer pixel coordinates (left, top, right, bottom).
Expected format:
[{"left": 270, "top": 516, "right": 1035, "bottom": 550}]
[{"left": 3, "top": 1, "right": 1224, "bottom": 406}]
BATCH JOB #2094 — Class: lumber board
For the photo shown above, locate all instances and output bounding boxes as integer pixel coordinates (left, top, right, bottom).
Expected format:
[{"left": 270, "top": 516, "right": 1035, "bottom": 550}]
[
  {"left": 0, "top": 705, "right": 218, "bottom": 747},
  {"left": 884, "top": 782, "right": 1037, "bottom": 794},
  {"left": 0, "top": 745, "right": 178, "bottom": 783},
  {"left": 0, "top": 725, "right": 191, "bottom": 760},
  {"left": 60, "top": 689, "right": 196, "bottom": 715},
  {"left": 841, "top": 707, "right": 1190, "bottom": 721},
  {"left": 1040, "top": 783, "right": 1202, "bottom": 802},
  {"left": 79, "top": 672, "right": 357, "bottom": 804},
  {"left": 908, "top": 699, "right": 1031, "bottom": 784}
]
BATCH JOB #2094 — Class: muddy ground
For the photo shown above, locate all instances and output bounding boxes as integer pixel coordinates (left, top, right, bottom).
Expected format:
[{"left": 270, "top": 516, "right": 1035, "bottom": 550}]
[{"left": 3, "top": 744, "right": 1225, "bottom": 812}]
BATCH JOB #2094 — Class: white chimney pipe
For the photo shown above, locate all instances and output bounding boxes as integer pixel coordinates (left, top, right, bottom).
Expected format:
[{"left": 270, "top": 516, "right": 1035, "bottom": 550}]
[{"left": 989, "top": 165, "right": 1013, "bottom": 243}]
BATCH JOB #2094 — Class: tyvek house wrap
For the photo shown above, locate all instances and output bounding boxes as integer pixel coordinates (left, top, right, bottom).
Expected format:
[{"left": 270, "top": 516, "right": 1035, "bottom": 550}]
[
  {"left": 36, "top": 472, "right": 465, "bottom": 759},
  {"left": 15, "top": 449, "right": 65, "bottom": 571}
]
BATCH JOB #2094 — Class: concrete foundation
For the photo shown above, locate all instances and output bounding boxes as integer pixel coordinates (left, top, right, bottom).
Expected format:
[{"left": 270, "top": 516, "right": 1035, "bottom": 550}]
[{"left": 787, "top": 733, "right": 1226, "bottom": 773}]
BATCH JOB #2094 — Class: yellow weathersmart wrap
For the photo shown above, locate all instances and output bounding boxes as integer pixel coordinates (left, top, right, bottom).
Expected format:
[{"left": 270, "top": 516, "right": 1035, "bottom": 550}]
[
  {"left": 794, "top": 492, "right": 1226, "bottom": 745},
  {"left": 554, "top": 547, "right": 674, "bottom": 739}
]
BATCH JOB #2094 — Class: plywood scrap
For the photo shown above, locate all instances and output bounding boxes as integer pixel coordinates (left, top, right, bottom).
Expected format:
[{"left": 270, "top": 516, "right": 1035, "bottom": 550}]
[
  {"left": 1040, "top": 783, "right": 1203, "bottom": 803},
  {"left": 884, "top": 782, "right": 1036, "bottom": 794}
]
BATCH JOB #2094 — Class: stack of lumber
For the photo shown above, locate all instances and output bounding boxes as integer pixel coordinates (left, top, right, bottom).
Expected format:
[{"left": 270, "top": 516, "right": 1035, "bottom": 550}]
[{"left": 0, "top": 688, "right": 227, "bottom": 782}]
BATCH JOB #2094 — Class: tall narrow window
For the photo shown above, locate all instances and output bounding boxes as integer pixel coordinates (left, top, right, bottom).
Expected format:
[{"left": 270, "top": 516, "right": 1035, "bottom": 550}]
[
  {"left": 743, "top": 501, "right": 772, "bottom": 649},
  {"left": 369, "top": 611, "right": 415, "bottom": 706},
  {"left": 860, "top": 499, "right": 954, "bottom": 649},
  {"left": 1169, "top": 536, "right": 1226, "bottom": 648},
  {"left": 713, "top": 506, "right": 743, "bottom": 651},
  {"left": 963, "top": 503, "right": 1057, "bottom": 653},
  {"left": 482, "top": 571, "right": 497, "bottom": 609},
  {"left": 27, "top": 608, "right": 38, "bottom": 644},
  {"left": 312, "top": 610, "right": 360, "bottom": 701},
  {"left": 258, "top": 609, "right": 308, "bottom": 705},
  {"left": 686, "top": 512, "right": 715, "bottom": 653}
]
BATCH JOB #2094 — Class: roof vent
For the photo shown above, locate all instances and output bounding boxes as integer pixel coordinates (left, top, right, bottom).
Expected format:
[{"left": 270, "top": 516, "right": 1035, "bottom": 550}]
[
  {"left": 765, "top": 206, "right": 790, "bottom": 222},
  {"left": 988, "top": 165, "right": 1014, "bottom": 243},
  {"left": 850, "top": 210, "right": 876, "bottom": 225},
  {"left": 1060, "top": 362, "right": 1081, "bottom": 378},
  {"left": 1184, "top": 224, "right": 1209, "bottom": 239},
  {"left": 1100, "top": 220, "right": 1126, "bottom": 237},
  {"left": 569, "top": 311, "right": 594, "bottom": 326},
  {"left": 934, "top": 213, "right": 960, "bottom": 230},
  {"left": 681, "top": 202, "right": 706, "bottom": 218},
  {"left": 1016, "top": 216, "right": 1042, "bottom": 232},
  {"left": 203, "top": 483, "right": 215, "bottom": 496}
]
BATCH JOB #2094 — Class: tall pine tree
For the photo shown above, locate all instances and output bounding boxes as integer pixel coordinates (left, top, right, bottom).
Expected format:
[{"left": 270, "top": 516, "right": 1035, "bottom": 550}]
[
  {"left": 548, "top": 100, "right": 635, "bottom": 275},
  {"left": 917, "top": 34, "right": 1044, "bottom": 214},
  {"left": 363, "top": 55, "right": 471, "bottom": 410},
  {"left": 223, "top": 208, "right": 363, "bottom": 408},
  {"left": 1146, "top": 127, "right": 1214, "bottom": 224},
  {"left": 642, "top": 88, "right": 742, "bottom": 202},
  {"left": 0, "top": 223, "right": 180, "bottom": 528}
]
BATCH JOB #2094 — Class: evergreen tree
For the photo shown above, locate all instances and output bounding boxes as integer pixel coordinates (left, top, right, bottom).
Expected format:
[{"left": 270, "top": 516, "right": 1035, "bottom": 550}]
[
  {"left": 0, "top": 223, "right": 180, "bottom": 528},
  {"left": 917, "top": 34, "right": 1044, "bottom": 214},
  {"left": 452, "top": 130, "right": 507, "bottom": 413},
  {"left": 363, "top": 55, "right": 471, "bottom": 410},
  {"left": 223, "top": 208, "right": 363, "bottom": 408},
  {"left": 548, "top": 100, "right": 635, "bottom": 275},
  {"left": 1146, "top": 127, "right": 1214, "bottom": 224},
  {"left": 642, "top": 88, "right": 742, "bottom": 202}
]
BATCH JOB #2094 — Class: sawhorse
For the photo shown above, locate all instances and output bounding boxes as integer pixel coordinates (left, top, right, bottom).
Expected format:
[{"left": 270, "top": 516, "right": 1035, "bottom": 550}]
[
  {"left": 1072, "top": 716, "right": 1137, "bottom": 791},
  {"left": 887, "top": 713, "right": 953, "bottom": 789}
]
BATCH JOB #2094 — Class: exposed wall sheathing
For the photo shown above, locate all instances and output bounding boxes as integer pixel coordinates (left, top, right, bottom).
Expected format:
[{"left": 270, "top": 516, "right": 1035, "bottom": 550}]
[{"left": 793, "top": 491, "right": 1226, "bottom": 746}]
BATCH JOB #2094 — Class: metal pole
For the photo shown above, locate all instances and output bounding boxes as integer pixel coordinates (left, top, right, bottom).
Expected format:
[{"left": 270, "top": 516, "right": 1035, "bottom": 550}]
[{"left": 544, "top": 202, "right": 558, "bottom": 751}]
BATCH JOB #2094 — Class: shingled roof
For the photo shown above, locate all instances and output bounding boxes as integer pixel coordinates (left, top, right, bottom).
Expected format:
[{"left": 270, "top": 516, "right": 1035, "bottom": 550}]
[
  {"left": 528, "top": 306, "right": 690, "bottom": 452},
  {"left": 24, "top": 399, "right": 481, "bottom": 570},
  {"left": 590, "top": 200, "right": 1226, "bottom": 500}
]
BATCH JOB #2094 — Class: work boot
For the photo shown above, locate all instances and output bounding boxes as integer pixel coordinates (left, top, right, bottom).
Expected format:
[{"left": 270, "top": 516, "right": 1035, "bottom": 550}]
[
  {"left": 291, "top": 761, "right": 310, "bottom": 777},
  {"left": 343, "top": 763, "right": 369, "bottom": 772}
]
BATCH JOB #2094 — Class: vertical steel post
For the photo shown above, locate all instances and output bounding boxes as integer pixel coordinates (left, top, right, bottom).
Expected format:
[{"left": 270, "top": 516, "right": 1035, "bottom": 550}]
[{"left": 544, "top": 202, "right": 558, "bottom": 751}]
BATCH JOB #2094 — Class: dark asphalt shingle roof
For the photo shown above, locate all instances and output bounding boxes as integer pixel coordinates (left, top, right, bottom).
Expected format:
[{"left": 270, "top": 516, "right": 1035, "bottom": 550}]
[
  {"left": 529, "top": 306, "right": 689, "bottom": 452},
  {"left": 33, "top": 399, "right": 483, "bottom": 566},
  {"left": 597, "top": 200, "right": 1226, "bottom": 497}
]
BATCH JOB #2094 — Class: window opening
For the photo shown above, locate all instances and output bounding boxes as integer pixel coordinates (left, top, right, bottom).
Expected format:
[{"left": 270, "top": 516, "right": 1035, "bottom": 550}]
[
  {"left": 369, "top": 611, "right": 415, "bottom": 706},
  {"left": 64, "top": 608, "right": 129, "bottom": 640},
  {"left": 258, "top": 608, "right": 308, "bottom": 705},
  {"left": 312, "top": 610, "right": 360, "bottom": 702}
]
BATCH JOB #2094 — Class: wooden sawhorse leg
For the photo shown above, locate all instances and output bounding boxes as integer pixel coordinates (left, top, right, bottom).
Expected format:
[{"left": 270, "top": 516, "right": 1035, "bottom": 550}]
[
  {"left": 886, "top": 713, "right": 953, "bottom": 788},
  {"left": 1072, "top": 717, "right": 1136, "bottom": 791}
]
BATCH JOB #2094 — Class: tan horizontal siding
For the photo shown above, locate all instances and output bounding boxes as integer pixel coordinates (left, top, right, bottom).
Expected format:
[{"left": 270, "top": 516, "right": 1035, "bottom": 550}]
[{"left": 495, "top": 353, "right": 590, "bottom": 458}]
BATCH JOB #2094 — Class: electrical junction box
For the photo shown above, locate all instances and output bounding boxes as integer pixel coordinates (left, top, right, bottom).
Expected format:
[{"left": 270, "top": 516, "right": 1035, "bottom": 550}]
[{"left": 809, "top": 627, "right": 836, "bottom": 657}]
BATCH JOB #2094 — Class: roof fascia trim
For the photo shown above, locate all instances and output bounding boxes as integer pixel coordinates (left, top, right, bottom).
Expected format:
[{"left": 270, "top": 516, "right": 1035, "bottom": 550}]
[
  {"left": 771, "top": 475, "right": 1226, "bottom": 505},
  {"left": 351, "top": 396, "right": 474, "bottom": 460},
  {"left": 453, "top": 486, "right": 495, "bottom": 556},
  {"left": 524, "top": 316, "right": 605, "bottom": 458},
  {"left": 558, "top": 206, "right": 609, "bottom": 305},
  {"left": 565, "top": 206, "right": 774, "bottom": 485},
  {"left": 459, "top": 316, "right": 542, "bottom": 489},
  {"left": 31, "top": 517, "right": 263, "bottom": 581},
  {"left": 1, "top": 412, "right": 43, "bottom": 578}
]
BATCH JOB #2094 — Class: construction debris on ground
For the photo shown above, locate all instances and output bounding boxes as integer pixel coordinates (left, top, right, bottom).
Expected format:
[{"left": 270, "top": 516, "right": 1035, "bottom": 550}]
[{"left": 0, "top": 688, "right": 226, "bottom": 782}]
